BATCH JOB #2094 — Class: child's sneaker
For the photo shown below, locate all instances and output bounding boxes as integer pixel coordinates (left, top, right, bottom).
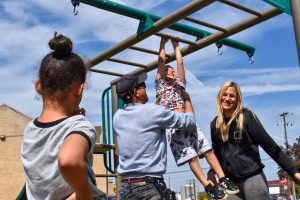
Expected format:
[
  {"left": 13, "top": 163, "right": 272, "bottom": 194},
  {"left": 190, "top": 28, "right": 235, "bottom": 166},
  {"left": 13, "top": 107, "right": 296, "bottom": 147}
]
[
  {"left": 219, "top": 177, "right": 239, "bottom": 195},
  {"left": 205, "top": 183, "right": 228, "bottom": 200}
]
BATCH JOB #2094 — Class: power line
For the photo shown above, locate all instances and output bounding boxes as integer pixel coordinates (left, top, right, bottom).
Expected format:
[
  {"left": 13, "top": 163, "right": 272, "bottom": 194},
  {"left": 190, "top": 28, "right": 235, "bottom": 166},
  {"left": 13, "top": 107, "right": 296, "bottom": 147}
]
[
  {"left": 270, "top": 135, "right": 285, "bottom": 141},
  {"left": 166, "top": 169, "right": 192, "bottom": 175}
]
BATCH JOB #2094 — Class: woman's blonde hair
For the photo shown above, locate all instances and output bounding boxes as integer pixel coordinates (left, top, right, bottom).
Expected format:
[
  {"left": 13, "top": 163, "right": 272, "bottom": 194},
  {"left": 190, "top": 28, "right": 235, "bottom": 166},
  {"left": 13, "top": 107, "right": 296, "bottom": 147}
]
[{"left": 216, "top": 81, "right": 244, "bottom": 142}]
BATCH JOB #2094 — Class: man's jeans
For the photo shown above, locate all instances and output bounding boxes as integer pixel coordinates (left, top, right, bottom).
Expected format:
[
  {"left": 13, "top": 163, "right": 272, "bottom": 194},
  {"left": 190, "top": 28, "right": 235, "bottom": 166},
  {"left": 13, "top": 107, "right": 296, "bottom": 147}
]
[{"left": 120, "top": 182, "right": 161, "bottom": 200}]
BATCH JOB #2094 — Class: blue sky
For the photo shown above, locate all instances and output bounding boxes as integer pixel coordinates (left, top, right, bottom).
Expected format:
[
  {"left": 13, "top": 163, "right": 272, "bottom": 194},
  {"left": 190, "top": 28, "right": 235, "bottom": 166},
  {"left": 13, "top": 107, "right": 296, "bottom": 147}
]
[{"left": 1, "top": 0, "right": 300, "bottom": 193}]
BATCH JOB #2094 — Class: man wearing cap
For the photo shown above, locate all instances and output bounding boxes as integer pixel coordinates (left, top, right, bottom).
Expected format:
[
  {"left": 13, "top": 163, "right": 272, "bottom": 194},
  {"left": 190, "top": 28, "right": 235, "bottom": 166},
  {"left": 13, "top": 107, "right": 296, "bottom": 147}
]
[{"left": 113, "top": 73, "right": 196, "bottom": 200}]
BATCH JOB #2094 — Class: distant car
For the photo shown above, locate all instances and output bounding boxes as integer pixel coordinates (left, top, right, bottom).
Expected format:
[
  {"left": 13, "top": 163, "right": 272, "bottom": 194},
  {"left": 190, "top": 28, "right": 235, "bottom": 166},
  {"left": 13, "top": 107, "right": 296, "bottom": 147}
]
[{"left": 269, "top": 193, "right": 290, "bottom": 200}]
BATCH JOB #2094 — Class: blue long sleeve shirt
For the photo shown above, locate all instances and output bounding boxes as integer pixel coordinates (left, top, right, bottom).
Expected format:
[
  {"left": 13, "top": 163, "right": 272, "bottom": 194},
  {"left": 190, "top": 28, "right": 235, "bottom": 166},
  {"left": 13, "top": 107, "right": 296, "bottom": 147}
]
[{"left": 113, "top": 103, "right": 196, "bottom": 179}]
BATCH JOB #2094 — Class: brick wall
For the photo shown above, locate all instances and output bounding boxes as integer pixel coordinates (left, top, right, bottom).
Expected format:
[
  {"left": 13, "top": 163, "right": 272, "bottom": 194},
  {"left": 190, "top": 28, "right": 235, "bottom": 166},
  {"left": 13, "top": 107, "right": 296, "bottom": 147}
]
[
  {"left": 0, "top": 104, "right": 31, "bottom": 200},
  {"left": 94, "top": 126, "right": 116, "bottom": 196}
]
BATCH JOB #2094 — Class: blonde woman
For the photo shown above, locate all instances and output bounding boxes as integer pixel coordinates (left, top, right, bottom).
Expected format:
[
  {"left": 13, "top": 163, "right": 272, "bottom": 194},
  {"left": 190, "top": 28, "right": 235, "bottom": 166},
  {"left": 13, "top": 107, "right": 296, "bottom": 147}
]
[{"left": 209, "top": 81, "right": 300, "bottom": 200}]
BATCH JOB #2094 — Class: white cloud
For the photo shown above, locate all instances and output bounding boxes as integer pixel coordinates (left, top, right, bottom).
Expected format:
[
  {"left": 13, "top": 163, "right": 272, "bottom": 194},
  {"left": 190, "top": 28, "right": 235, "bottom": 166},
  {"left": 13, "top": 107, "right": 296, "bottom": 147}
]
[
  {"left": 124, "top": 0, "right": 167, "bottom": 10},
  {"left": 196, "top": 66, "right": 300, "bottom": 90},
  {"left": 2, "top": 1, "right": 38, "bottom": 23},
  {"left": 242, "top": 84, "right": 300, "bottom": 95}
]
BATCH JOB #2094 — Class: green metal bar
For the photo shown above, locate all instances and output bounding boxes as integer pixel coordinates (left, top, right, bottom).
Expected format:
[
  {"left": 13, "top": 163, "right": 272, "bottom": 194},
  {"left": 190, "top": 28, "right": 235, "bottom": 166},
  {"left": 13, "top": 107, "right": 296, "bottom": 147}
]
[
  {"left": 106, "top": 90, "right": 111, "bottom": 145},
  {"left": 101, "top": 86, "right": 115, "bottom": 173},
  {"left": 104, "top": 151, "right": 115, "bottom": 174},
  {"left": 105, "top": 89, "right": 114, "bottom": 173},
  {"left": 106, "top": 89, "right": 112, "bottom": 169},
  {"left": 263, "top": 0, "right": 291, "bottom": 15},
  {"left": 223, "top": 38, "right": 255, "bottom": 57},
  {"left": 16, "top": 184, "right": 26, "bottom": 200},
  {"left": 101, "top": 103, "right": 106, "bottom": 144},
  {"left": 78, "top": 0, "right": 148, "bottom": 20},
  {"left": 101, "top": 87, "right": 111, "bottom": 144},
  {"left": 75, "top": 0, "right": 255, "bottom": 55}
]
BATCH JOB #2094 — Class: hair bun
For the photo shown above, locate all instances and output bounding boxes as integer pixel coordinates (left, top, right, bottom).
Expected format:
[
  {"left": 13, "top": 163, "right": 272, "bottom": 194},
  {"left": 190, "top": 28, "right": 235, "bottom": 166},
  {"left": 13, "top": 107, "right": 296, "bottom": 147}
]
[{"left": 49, "top": 32, "right": 73, "bottom": 58}]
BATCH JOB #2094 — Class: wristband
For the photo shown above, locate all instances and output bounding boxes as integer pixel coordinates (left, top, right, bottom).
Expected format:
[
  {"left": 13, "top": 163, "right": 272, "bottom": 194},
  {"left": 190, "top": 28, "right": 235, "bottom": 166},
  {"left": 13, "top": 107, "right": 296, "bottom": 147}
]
[
  {"left": 207, "top": 168, "right": 215, "bottom": 175},
  {"left": 184, "top": 96, "right": 191, "bottom": 101}
]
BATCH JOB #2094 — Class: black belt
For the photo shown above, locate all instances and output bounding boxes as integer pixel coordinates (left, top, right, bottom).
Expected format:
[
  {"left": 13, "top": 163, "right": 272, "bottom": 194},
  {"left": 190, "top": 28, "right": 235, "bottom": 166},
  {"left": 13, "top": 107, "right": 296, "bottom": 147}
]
[{"left": 121, "top": 176, "right": 163, "bottom": 183}]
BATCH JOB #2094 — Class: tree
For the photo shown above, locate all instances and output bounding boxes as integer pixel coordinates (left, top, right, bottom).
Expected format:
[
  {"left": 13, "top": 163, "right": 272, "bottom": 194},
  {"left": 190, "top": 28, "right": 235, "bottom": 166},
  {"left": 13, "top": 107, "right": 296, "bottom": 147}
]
[{"left": 277, "top": 137, "right": 300, "bottom": 198}]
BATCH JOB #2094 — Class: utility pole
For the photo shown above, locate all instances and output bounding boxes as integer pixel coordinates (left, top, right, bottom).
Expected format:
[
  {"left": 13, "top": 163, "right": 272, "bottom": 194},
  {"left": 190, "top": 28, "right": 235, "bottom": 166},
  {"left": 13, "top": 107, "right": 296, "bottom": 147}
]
[
  {"left": 279, "top": 111, "right": 289, "bottom": 150},
  {"left": 279, "top": 112, "right": 296, "bottom": 200}
]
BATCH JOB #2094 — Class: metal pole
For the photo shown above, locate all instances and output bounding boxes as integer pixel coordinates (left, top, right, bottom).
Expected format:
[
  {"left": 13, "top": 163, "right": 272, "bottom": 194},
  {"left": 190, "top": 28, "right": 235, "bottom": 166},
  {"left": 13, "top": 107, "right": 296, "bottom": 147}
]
[
  {"left": 279, "top": 112, "right": 289, "bottom": 149},
  {"left": 184, "top": 16, "right": 227, "bottom": 32},
  {"left": 219, "top": 0, "right": 262, "bottom": 16},
  {"left": 111, "top": 84, "right": 120, "bottom": 200},
  {"left": 290, "top": 0, "right": 300, "bottom": 67},
  {"left": 279, "top": 112, "right": 291, "bottom": 199},
  {"left": 279, "top": 111, "right": 296, "bottom": 200},
  {"left": 154, "top": 32, "right": 197, "bottom": 46},
  {"left": 107, "top": 58, "right": 148, "bottom": 69},
  {"left": 89, "top": 68, "right": 123, "bottom": 77},
  {"left": 110, "top": 7, "right": 282, "bottom": 84},
  {"left": 129, "top": 46, "right": 171, "bottom": 58}
]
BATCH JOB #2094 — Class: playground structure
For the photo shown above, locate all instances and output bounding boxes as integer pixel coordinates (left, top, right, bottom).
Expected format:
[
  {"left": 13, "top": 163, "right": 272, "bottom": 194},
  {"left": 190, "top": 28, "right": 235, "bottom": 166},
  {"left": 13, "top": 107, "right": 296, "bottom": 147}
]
[{"left": 17, "top": 0, "right": 300, "bottom": 199}]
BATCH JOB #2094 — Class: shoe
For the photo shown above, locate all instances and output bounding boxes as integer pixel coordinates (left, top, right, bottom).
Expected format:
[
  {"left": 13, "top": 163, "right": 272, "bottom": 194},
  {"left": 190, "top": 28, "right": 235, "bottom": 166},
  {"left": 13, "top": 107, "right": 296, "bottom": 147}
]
[
  {"left": 219, "top": 178, "right": 239, "bottom": 195},
  {"left": 205, "top": 184, "right": 228, "bottom": 200}
]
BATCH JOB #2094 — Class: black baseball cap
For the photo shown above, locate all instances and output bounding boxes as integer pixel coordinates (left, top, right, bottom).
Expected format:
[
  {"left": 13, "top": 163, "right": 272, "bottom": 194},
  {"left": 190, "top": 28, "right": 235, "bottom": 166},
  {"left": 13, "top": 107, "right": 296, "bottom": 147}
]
[{"left": 116, "top": 72, "right": 147, "bottom": 99}]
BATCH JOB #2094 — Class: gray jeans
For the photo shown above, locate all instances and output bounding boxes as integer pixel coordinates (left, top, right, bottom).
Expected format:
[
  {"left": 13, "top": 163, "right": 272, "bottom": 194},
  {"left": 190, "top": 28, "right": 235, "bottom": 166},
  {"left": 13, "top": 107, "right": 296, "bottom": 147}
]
[
  {"left": 228, "top": 173, "right": 269, "bottom": 200},
  {"left": 119, "top": 179, "right": 176, "bottom": 200},
  {"left": 120, "top": 182, "right": 161, "bottom": 200}
]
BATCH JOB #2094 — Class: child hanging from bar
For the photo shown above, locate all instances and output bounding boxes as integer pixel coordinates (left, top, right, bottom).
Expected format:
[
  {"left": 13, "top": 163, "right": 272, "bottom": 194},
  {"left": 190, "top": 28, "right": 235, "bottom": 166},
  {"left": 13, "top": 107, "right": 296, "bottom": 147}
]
[{"left": 155, "top": 33, "right": 239, "bottom": 200}]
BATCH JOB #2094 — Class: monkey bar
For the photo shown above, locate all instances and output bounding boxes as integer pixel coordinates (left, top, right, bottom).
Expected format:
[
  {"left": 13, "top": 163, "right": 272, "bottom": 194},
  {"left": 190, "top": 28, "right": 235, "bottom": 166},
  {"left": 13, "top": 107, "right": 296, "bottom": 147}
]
[
  {"left": 72, "top": 0, "right": 257, "bottom": 70},
  {"left": 70, "top": 0, "right": 300, "bottom": 83},
  {"left": 71, "top": 0, "right": 300, "bottom": 77}
]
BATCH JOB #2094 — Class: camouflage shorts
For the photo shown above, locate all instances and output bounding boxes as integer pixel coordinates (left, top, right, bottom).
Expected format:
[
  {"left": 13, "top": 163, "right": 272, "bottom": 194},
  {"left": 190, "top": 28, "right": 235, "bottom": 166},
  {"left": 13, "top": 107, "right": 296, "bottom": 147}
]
[{"left": 168, "top": 124, "right": 211, "bottom": 166}]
